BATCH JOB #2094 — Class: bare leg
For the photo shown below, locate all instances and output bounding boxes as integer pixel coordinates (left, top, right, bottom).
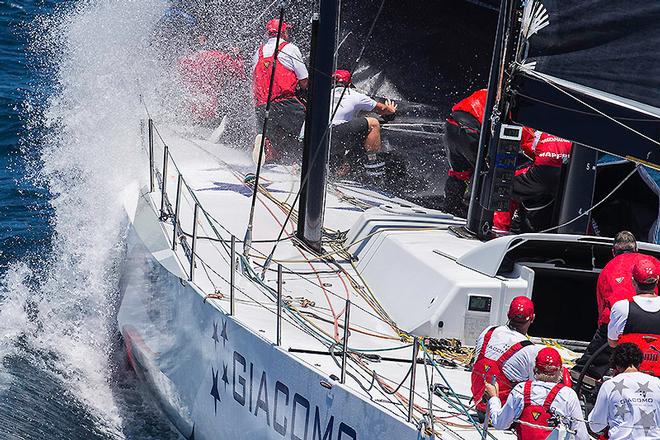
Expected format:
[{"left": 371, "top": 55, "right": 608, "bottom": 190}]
[{"left": 363, "top": 117, "right": 381, "bottom": 153}]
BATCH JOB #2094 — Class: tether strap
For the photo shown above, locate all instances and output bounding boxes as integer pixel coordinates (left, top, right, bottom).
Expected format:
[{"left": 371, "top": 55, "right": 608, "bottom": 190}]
[
  {"left": 497, "top": 340, "right": 533, "bottom": 366},
  {"left": 479, "top": 327, "right": 497, "bottom": 359},
  {"left": 543, "top": 384, "right": 564, "bottom": 410}
]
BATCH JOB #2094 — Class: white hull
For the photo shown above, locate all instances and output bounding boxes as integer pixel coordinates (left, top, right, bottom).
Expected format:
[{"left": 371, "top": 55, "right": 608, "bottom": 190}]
[{"left": 119, "top": 194, "right": 421, "bottom": 439}]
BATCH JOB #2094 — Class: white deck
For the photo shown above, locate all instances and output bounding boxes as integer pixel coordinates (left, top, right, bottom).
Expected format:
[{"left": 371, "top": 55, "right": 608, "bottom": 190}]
[{"left": 125, "top": 124, "right": 529, "bottom": 439}]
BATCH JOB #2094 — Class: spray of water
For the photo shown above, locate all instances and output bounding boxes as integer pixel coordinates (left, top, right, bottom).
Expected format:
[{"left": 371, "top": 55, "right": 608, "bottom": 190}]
[
  {"left": 0, "top": 0, "right": 173, "bottom": 437},
  {"left": 1, "top": 0, "right": 314, "bottom": 436}
]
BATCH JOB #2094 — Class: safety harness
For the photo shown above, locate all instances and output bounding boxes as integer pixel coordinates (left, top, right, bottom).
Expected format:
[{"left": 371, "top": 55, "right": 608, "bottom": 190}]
[
  {"left": 618, "top": 298, "right": 660, "bottom": 377},
  {"left": 471, "top": 326, "right": 534, "bottom": 412},
  {"left": 253, "top": 41, "right": 298, "bottom": 106},
  {"left": 515, "top": 381, "right": 565, "bottom": 440}
]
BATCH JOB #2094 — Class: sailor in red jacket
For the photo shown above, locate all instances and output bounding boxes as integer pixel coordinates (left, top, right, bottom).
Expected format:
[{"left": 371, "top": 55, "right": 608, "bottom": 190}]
[
  {"left": 178, "top": 41, "right": 247, "bottom": 124},
  {"left": 574, "top": 232, "right": 660, "bottom": 379},
  {"left": 252, "top": 19, "right": 308, "bottom": 162},
  {"left": 471, "top": 296, "right": 542, "bottom": 421},
  {"left": 508, "top": 128, "right": 573, "bottom": 233},
  {"left": 443, "top": 89, "right": 487, "bottom": 217},
  {"left": 485, "top": 347, "right": 588, "bottom": 439},
  {"left": 608, "top": 258, "right": 660, "bottom": 376}
]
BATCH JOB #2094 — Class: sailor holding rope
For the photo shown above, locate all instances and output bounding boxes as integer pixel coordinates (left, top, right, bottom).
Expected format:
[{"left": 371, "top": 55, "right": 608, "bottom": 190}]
[
  {"left": 471, "top": 296, "right": 543, "bottom": 421},
  {"left": 485, "top": 347, "right": 588, "bottom": 439}
]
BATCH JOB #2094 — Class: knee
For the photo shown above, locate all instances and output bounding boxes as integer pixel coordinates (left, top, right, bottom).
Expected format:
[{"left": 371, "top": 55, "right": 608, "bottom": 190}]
[{"left": 366, "top": 117, "right": 380, "bottom": 133}]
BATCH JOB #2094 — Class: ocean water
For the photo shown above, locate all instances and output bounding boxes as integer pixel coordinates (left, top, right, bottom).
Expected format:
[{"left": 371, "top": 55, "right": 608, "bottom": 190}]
[{"left": 0, "top": 0, "right": 180, "bottom": 438}]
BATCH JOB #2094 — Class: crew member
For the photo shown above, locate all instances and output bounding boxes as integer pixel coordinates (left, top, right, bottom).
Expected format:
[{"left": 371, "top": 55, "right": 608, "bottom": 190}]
[
  {"left": 608, "top": 258, "right": 660, "bottom": 376},
  {"left": 485, "top": 347, "right": 588, "bottom": 439},
  {"left": 588, "top": 343, "right": 660, "bottom": 439},
  {"left": 329, "top": 69, "right": 397, "bottom": 177},
  {"left": 574, "top": 232, "right": 658, "bottom": 379},
  {"left": 178, "top": 37, "right": 247, "bottom": 126},
  {"left": 443, "top": 89, "right": 486, "bottom": 217},
  {"left": 508, "top": 129, "right": 573, "bottom": 233},
  {"left": 471, "top": 296, "right": 541, "bottom": 421},
  {"left": 252, "top": 19, "right": 308, "bottom": 163}
]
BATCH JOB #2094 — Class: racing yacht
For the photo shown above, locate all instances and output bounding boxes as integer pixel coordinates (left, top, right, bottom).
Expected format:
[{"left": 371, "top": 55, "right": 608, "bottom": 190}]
[{"left": 118, "top": 0, "right": 660, "bottom": 439}]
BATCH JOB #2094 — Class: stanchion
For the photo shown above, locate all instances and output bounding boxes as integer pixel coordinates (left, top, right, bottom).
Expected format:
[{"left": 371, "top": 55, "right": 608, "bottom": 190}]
[
  {"left": 160, "top": 145, "right": 169, "bottom": 220},
  {"left": 230, "top": 235, "right": 236, "bottom": 315},
  {"left": 172, "top": 174, "right": 182, "bottom": 251},
  {"left": 276, "top": 264, "right": 283, "bottom": 346},
  {"left": 340, "top": 299, "right": 351, "bottom": 384},
  {"left": 148, "top": 119, "right": 154, "bottom": 193},
  {"left": 190, "top": 204, "right": 199, "bottom": 282},
  {"left": 408, "top": 337, "right": 419, "bottom": 423}
]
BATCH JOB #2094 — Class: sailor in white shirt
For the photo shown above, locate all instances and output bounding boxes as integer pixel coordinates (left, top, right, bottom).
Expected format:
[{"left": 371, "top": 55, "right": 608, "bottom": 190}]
[
  {"left": 329, "top": 70, "right": 396, "bottom": 173},
  {"left": 485, "top": 347, "right": 588, "bottom": 439},
  {"left": 588, "top": 343, "right": 660, "bottom": 439}
]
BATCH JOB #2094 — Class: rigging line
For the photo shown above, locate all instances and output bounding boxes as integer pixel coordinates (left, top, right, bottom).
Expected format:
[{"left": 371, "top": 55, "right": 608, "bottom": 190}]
[
  {"left": 244, "top": 5, "right": 288, "bottom": 259},
  {"left": 521, "top": 66, "right": 660, "bottom": 149},
  {"left": 539, "top": 164, "right": 640, "bottom": 233},
  {"left": 514, "top": 91, "right": 660, "bottom": 122},
  {"left": 259, "top": 0, "right": 387, "bottom": 277}
]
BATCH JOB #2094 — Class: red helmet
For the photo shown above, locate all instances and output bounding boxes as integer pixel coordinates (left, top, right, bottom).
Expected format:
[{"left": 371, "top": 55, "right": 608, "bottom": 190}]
[
  {"left": 507, "top": 296, "right": 535, "bottom": 323},
  {"left": 266, "top": 19, "right": 291, "bottom": 36},
  {"left": 535, "top": 347, "right": 562, "bottom": 375},
  {"left": 632, "top": 258, "right": 659, "bottom": 284},
  {"left": 334, "top": 69, "right": 352, "bottom": 85}
]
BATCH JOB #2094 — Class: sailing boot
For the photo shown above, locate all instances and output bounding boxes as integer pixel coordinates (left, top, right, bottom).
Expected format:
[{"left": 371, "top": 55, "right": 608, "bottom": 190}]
[
  {"left": 510, "top": 208, "right": 534, "bottom": 234},
  {"left": 443, "top": 176, "right": 468, "bottom": 218}
]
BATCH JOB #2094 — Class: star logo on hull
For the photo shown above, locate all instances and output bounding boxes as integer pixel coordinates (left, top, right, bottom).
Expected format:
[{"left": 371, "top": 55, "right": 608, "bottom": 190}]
[
  {"left": 220, "top": 320, "right": 229, "bottom": 347},
  {"left": 222, "top": 362, "right": 229, "bottom": 391},
  {"left": 212, "top": 322, "right": 220, "bottom": 347},
  {"left": 211, "top": 367, "right": 221, "bottom": 414}
]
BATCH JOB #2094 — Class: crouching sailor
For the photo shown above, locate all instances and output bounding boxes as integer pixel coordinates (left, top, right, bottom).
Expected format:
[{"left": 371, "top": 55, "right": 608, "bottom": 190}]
[
  {"left": 471, "top": 296, "right": 541, "bottom": 421},
  {"left": 329, "top": 69, "right": 397, "bottom": 178},
  {"left": 443, "top": 88, "right": 486, "bottom": 217},
  {"left": 608, "top": 258, "right": 660, "bottom": 377},
  {"left": 588, "top": 343, "right": 660, "bottom": 439},
  {"left": 485, "top": 347, "right": 588, "bottom": 439}
]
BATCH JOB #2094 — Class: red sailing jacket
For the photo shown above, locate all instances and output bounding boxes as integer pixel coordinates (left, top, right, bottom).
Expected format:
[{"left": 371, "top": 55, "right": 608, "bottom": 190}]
[
  {"left": 451, "top": 89, "right": 487, "bottom": 124},
  {"left": 515, "top": 381, "right": 565, "bottom": 440},
  {"left": 253, "top": 41, "right": 298, "bottom": 106},
  {"left": 471, "top": 327, "right": 533, "bottom": 412},
  {"left": 178, "top": 50, "right": 246, "bottom": 119},
  {"left": 618, "top": 298, "right": 660, "bottom": 377},
  {"left": 520, "top": 131, "right": 573, "bottom": 168},
  {"left": 596, "top": 253, "right": 660, "bottom": 326}
]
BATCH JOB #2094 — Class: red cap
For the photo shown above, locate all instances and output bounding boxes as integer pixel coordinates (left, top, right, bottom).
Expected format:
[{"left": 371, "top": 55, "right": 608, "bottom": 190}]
[
  {"left": 535, "top": 347, "right": 562, "bottom": 374},
  {"left": 507, "top": 296, "right": 534, "bottom": 322},
  {"left": 266, "top": 19, "right": 291, "bottom": 35},
  {"left": 632, "top": 258, "right": 659, "bottom": 284},
  {"left": 334, "top": 69, "right": 352, "bottom": 84}
]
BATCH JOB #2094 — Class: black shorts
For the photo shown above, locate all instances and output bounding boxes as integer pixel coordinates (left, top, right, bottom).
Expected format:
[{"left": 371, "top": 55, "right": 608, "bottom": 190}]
[
  {"left": 330, "top": 117, "right": 370, "bottom": 157},
  {"left": 255, "top": 98, "right": 306, "bottom": 160}
]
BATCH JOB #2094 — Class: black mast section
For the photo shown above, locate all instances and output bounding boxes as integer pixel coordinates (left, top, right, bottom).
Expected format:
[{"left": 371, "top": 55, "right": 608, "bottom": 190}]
[
  {"left": 466, "top": 0, "right": 519, "bottom": 239},
  {"left": 297, "top": 0, "right": 339, "bottom": 253}
]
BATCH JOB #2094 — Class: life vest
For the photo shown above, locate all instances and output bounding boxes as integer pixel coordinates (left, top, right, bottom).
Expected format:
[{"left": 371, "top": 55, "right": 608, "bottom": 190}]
[
  {"left": 451, "top": 89, "right": 487, "bottom": 124},
  {"left": 515, "top": 381, "right": 565, "bottom": 440},
  {"left": 471, "top": 327, "right": 534, "bottom": 412},
  {"left": 253, "top": 41, "right": 298, "bottom": 106},
  {"left": 520, "top": 132, "right": 572, "bottom": 168},
  {"left": 618, "top": 298, "right": 660, "bottom": 377}
]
